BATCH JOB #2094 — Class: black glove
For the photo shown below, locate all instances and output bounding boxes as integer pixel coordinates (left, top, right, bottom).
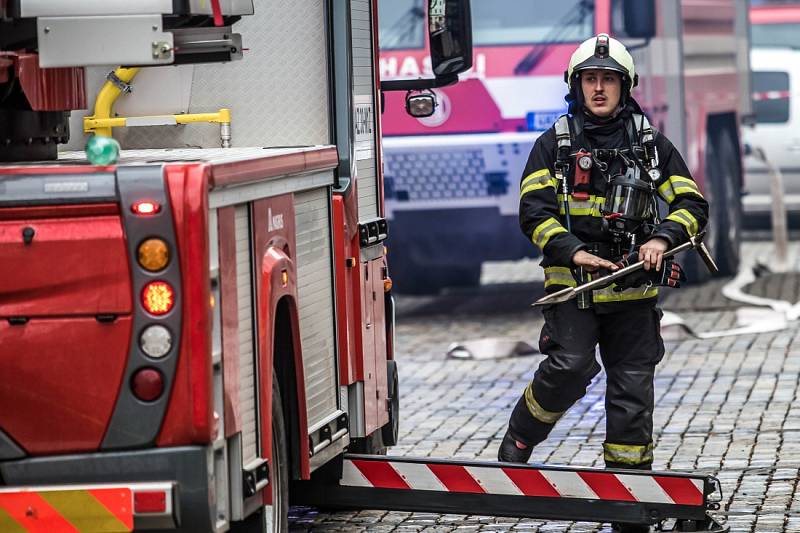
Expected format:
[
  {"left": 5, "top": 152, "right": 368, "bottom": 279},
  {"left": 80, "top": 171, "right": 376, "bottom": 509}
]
[{"left": 612, "top": 252, "right": 687, "bottom": 291}]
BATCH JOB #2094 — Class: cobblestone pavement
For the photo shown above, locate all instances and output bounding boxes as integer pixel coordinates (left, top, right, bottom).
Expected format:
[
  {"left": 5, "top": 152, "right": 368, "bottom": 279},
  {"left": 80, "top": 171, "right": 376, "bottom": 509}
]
[{"left": 290, "top": 239, "right": 800, "bottom": 532}]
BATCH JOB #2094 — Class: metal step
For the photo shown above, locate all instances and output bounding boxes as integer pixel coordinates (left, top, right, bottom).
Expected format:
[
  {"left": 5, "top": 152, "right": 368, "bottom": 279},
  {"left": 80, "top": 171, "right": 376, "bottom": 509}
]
[{"left": 292, "top": 454, "right": 727, "bottom": 531}]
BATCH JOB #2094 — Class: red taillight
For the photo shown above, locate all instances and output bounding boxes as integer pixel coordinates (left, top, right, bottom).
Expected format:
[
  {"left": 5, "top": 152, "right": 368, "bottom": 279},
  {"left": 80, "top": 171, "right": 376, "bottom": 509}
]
[
  {"left": 134, "top": 490, "right": 167, "bottom": 514},
  {"left": 131, "top": 368, "right": 164, "bottom": 402},
  {"left": 142, "top": 281, "right": 175, "bottom": 315},
  {"left": 131, "top": 200, "right": 161, "bottom": 216}
]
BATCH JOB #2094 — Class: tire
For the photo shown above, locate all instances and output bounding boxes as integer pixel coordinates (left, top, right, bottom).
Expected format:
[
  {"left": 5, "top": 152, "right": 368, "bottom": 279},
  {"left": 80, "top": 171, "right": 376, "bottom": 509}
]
[
  {"left": 267, "top": 376, "right": 290, "bottom": 532},
  {"left": 231, "top": 376, "right": 289, "bottom": 533},
  {"left": 685, "top": 127, "right": 742, "bottom": 280},
  {"left": 381, "top": 360, "right": 400, "bottom": 447},
  {"left": 711, "top": 131, "right": 742, "bottom": 276}
]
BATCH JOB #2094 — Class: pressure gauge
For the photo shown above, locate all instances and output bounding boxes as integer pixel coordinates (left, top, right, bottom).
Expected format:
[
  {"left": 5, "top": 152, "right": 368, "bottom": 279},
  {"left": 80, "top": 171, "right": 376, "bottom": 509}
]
[{"left": 648, "top": 168, "right": 661, "bottom": 182}]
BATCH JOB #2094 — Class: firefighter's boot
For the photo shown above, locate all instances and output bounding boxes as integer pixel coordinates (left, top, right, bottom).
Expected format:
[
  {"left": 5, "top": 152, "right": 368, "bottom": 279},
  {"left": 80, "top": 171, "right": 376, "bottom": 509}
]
[{"left": 497, "top": 430, "right": 533, "bottom": 463}]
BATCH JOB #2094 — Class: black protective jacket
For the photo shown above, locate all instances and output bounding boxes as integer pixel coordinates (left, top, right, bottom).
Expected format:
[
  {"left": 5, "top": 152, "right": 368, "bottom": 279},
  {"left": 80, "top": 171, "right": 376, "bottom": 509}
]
[{"left": 519, "top": 103, "right": 709, "bottom": 309}]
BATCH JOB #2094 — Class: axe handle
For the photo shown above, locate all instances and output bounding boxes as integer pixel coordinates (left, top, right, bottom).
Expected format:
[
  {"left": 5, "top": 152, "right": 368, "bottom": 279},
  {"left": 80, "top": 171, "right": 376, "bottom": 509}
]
[
  {"left": 532, "top": 233, "right": 714, "bottom": 306},
  {"left": 573, "top": 238, "right": 697, "bottom": 293}
]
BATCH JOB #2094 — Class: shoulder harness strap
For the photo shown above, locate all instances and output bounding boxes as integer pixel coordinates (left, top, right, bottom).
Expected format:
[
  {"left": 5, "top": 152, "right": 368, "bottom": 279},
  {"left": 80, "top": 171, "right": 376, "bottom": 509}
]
[
  {"left": 630, "top": 113, "right": 659, "bottom": 169},
  {"left": 554, "top": 114, "right": 572, "bottom": 181}
]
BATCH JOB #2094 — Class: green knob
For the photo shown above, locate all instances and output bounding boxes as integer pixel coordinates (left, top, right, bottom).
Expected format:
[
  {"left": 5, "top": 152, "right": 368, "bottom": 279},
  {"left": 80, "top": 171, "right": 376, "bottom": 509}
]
[{"left": 85, "top": 135, "right": 121, "bottom": 165}]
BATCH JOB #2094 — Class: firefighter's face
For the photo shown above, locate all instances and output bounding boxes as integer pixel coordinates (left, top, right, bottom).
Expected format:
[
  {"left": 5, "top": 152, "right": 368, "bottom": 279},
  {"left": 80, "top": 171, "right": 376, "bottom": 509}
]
[{"left": 581, "top": 69, "right": 622, "bottom": 117}]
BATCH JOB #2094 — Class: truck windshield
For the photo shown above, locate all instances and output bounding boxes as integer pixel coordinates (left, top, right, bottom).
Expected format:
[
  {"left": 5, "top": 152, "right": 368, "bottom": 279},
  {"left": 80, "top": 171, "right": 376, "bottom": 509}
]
[
  {"left": 378, "top": 0, "right": 594, "bottom": 50},
  {"left": 751, "top": 23, "right": 800, "bottom": 49},
  {"left": 472, "top": 0, "right": 594, "bottom": 46}
]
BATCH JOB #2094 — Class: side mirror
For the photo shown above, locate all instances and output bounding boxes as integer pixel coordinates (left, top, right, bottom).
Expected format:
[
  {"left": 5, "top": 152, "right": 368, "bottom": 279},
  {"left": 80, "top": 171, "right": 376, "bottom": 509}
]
[
  {"left": 622, "top": 0, "right": 656, "bottom": 40},
  {"left": 381, "top": 0, "right": 473, "bottom": 92},
  {"left": 429, "top": 0, "right": 473, "bottom": 79}
]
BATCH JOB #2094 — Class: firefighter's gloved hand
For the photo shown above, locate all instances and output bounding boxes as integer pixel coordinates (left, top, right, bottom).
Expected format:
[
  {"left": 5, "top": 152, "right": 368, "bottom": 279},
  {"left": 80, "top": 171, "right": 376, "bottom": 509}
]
[{"left": 613, "top": 253, "right": 686, "bottom": 291}]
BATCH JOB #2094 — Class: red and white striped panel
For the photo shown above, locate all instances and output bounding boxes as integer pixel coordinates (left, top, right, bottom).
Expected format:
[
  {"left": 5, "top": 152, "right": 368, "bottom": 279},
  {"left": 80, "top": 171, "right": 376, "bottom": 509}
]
[{"left": 342, "top": 460, "right": 705, "bottom": 506}]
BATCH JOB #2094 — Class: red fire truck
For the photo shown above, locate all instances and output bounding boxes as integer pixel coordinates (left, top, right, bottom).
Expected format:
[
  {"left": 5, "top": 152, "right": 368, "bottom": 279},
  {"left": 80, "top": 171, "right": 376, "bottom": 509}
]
[{"left": 0, "top": 2, "right": 726, "bottom": 532}]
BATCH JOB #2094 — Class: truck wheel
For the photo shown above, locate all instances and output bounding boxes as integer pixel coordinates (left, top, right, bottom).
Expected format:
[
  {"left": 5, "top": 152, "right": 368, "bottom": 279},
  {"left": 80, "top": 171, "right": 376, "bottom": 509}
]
[
  {"left": 711, "top": 131, "right": 742, "bottom": 276},
  {"left": 381, "top": 360, "right": 400, "bottom": 447},
  {"left": 267, "top": 376, "right": 290, "bottom": 532},
  {"left": 685, "top": 128, "right": 741, "bottom": 281},
  {"left": 231, "top": 377, "right": 289, "bottom": 532}
]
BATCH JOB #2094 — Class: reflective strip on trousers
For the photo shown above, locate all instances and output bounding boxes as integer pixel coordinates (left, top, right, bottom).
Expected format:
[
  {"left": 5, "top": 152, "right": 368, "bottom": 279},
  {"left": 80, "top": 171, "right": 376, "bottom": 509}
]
[
  {"left": 544, "top": 266, "right": 577, "bottom": 288},
  {"left": 524, "top": 382, "right": 564, "bottom": 424},
  {"left": 665, "top": 208, "right": 699, "bottom": 236},
  {"left": 532, "top": 217, "right": 568, "bottom": 250},
  {"left": 556, "top": 194, "right": 604, "bottom": 217},
  {"left": 657, "top": 175, "right": 703, "bottom": 204},
  {"left": 592, "top": 283, "right": 659, "bottom": 303},
  {"left": 604, "top": 441, "right": 654, "bottom": 466},
  {"left": 521, "top": 168, "right": 558, "bottom": 197}
]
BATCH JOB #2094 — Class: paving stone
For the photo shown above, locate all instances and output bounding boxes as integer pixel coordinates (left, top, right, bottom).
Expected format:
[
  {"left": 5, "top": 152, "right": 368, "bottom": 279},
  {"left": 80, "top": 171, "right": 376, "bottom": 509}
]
[{"left": 291, "top": 240, "right": 800, "bottom": 531}]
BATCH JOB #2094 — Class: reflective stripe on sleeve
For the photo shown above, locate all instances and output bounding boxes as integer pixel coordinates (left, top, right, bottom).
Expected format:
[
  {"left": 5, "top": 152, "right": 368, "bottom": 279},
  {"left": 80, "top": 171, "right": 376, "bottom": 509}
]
[
  {"left": 521, "top": 169, "right": 558, "bottom": 197},
  {"left": 531, "top": 217, "right": 568, "bottom": 250},
  {"left": 544, "top": 266, "right": 577, "bottom": 288},
  {"left": 603, "top": 442, "right": 655, "bottom": 466},
  {"left": 592, "top": 284, "right": 659, "bottom": 303},
  {"left": 665, "top": 208, "right": 699, "bottom": 236},
  {"left": 524, "top": 383, "right": 564, "bottom": 424},
  {"left": 657, "top": 175, "right": 703, "bottom": 204},
  {"left": 556, "top": 194, "right": 604, "bottom": 217}
]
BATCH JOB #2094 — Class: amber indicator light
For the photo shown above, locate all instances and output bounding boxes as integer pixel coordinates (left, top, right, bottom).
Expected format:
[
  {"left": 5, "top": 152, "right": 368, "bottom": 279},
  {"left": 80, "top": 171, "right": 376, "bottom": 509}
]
[
  {"left": 138, "top": 238, "right": 170, "bottom": 272},
  {"left": 142, "top": 281, "right": 175, "bottom": 315}
]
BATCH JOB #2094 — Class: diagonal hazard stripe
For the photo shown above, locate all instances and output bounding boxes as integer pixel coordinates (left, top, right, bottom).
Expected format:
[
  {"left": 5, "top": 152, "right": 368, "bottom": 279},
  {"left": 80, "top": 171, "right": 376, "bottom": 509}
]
[
  {"left": 41, "top": 489, "right": 132, "bottom": 533},
  {"left": 501, "top": 468, "right": 560, "bottom": 498},
  {"left": 0, "top": 492, "right": 80, "bottom": 533},
  {"left": 578, "top": 472, "right": 636, "bottom": 502},
  {"left": 427, "top": 464, "right": 485, "bottom": 494},
  {"left": 0, "top": 508, "right": 27, "bottom": 533},
  {"left": 351, "top": 460, "right": 411, "bottom": 490},
  {"left": 653, "top": 476, "right": 704, "bottom": 506},
  {"left": 87, "top": 489, "right": 133, "bottom": 531}
]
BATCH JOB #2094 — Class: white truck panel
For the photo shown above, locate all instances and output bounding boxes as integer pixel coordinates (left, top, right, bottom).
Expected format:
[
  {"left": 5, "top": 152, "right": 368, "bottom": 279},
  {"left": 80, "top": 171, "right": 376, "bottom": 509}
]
[
  {"left": 294, "top": 187, "right": 339, "bottom": 429},
  {"left": 66, "top": 0, "right": 330, "bottom": 150},
  {"left": 235, "top": 205, "right": 259, "bottom": 466},
  {"left": 351, "top": 0, "right": 380, "bottom": 223}
]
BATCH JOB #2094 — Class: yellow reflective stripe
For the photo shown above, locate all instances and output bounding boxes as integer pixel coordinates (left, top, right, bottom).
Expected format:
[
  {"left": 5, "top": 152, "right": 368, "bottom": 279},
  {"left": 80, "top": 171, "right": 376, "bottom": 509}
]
[
  {"left": 556, "top": 194, "right": 604, "bottom": 217},
  {"left": 665, "top": 208, "right": 699, "bottom": 236},
  {"left": 669, "top": 175, "right": 703, "bottom": 198},
  {"left": 520, "top": 169, "right": 558, "bottom": 197},
  {"left": 0, "top": 509, "right": 26, "bottom": 533},
  {"left": 531, "top": 217, "right": 568, "bottom": 250},
  {"left": 658, "top": 175, "right": 703, "bottom": 204},
  {"left": 603, "top": 442, "right": 654, "bottom": 465},
  {"left": 524, "top": 383, "right": 564, "bottom": 424},
  {"left": 592, "top": 283, "right": 659, "bottom": 302},
  {"left": 40, "top": 490, "right": 132, "bottom": 533},
  {"left": 656, "top": 179, "right": 676, "bottom": 203},
  {"left": 544, "top": 266, "right": 577, "bottom": 288},
  {"left": 521, "top": 168, "right": 550, "bottom": 188}
]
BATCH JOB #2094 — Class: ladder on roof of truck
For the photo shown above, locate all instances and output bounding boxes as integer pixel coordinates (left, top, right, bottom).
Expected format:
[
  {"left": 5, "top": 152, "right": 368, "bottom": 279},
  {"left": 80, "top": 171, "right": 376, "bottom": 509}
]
[{"left": 292, "top": 454, "right": 728, "bottom": 532}]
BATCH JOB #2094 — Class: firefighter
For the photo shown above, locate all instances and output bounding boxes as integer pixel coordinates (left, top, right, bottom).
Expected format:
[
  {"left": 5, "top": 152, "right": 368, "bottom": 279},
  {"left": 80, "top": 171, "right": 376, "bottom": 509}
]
[{"left": 498, "top": 34, "right": 708, "bottom": 529}]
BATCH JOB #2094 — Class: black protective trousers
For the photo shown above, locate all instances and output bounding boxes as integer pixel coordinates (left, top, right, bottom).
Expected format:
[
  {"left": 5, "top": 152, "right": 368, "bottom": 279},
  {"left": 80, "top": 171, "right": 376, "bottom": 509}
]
[{"left": 508, "top": 300, "right": 665, "bottom": 469}]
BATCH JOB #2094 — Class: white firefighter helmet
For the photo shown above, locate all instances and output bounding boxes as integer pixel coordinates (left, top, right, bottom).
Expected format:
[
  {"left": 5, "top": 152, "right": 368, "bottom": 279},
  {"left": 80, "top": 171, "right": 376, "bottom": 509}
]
[{"left": 564, "top": 33, "right": 638, "bottom": 93}]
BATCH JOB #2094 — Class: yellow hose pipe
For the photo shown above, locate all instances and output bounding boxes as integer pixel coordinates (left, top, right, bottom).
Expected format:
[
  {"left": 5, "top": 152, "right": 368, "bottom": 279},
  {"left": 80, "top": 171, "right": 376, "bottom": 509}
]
[{"left": 84, "top": 67, "right": 140, "bottom": 138}]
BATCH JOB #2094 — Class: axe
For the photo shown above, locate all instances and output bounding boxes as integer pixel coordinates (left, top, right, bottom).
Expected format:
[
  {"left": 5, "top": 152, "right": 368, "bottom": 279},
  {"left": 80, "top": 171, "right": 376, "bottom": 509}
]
[{"left": 532, "top": 232, "right": 718, "bottom": 307}]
